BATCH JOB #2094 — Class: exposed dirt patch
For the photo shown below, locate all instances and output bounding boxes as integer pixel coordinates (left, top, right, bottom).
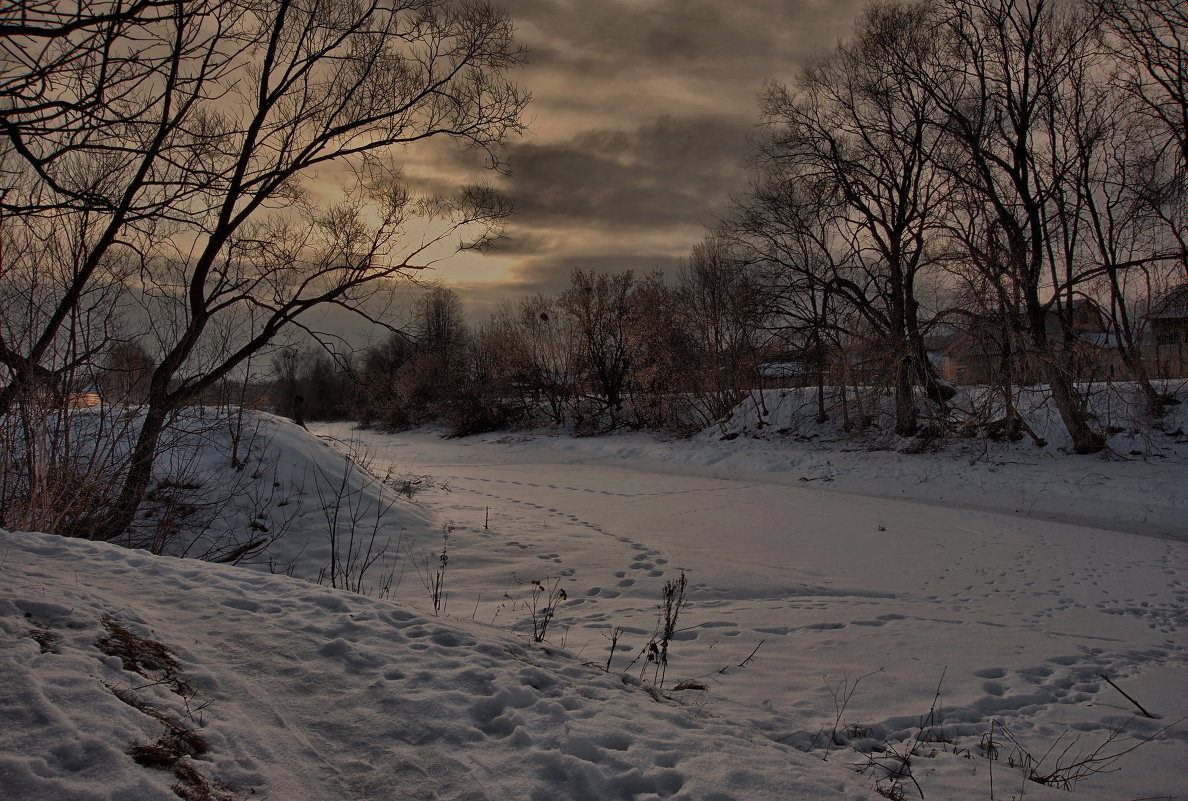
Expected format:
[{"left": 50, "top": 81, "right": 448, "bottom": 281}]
[{"left": 97, "top": 618, "right": 239, "bottom": 801}]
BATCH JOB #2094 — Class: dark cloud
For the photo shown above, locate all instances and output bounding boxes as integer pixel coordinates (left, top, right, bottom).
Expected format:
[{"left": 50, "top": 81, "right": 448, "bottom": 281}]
[
  {"left": 499, "top": 113, "right": 748, "bottom": 232},
  {"left": 396, "top": 0, "right": 868, "bottom": 319},
  {"left": 508, "top": 0, "right": 863, "bottom": 90}
]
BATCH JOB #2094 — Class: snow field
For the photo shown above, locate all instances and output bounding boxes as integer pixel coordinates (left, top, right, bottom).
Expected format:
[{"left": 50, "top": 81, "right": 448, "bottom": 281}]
[
  {"left": 1, "top": 529, "right": 872, "bottom": 800},
  {"left": 2, "top": 396, "right": 1187, "bottom": 800},
  {"left": 314, "top": 421, "right": 1188, "bottom": 800}
]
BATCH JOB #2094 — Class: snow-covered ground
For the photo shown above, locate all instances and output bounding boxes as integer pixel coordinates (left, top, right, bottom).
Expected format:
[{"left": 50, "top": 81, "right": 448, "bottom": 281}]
[{"left": 3, "top": 396, "right": 1187, "bottom": 800}]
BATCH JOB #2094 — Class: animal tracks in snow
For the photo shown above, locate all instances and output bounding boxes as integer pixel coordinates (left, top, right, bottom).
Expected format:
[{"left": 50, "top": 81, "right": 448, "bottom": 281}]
[{"left": 331, "top": 427, "right": 1188, "bottom": 800}]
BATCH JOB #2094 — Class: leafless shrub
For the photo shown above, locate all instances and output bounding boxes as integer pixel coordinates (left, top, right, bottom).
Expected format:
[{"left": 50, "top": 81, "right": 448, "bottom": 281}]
[
  {"left": 627, "top": 571, "right": 689, "bottom": 689},
  {"left": 823, "top": 664, "right": 1177, "bottom": 801},
  {"left": 989, "top": 716, "right": 1182, "bottom": 793},
  {"left": 0, "top": 396, "right": 137, "bottom": 539},
  {"left": 411, "top": 525, "right": 451, "bottom": 616},
  {"left": 811, "top": 668, "right": 884, "bottom": 756},
  {"left": 525, "top": 576, "right": 568, "bottom": 643},
  {"left": 601, "top": 626, "right": 625, "bottom": 672},
  {"left": 312, "top": 452, "right": 401, "bottom": 595}
]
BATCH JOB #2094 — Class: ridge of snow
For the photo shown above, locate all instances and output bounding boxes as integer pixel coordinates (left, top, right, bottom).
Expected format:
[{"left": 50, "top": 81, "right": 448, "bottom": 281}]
[{"left": 1, "top": 529, "right": 870, "bottom": 801}]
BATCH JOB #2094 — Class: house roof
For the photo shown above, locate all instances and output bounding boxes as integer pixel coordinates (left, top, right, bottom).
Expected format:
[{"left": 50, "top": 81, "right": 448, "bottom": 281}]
[
  {"left": 1076, "top": 331, "right": 1120, "bottom": 348},
  {"left": 1149, "top": 284, "right": 1188, "bottom": 320},
  {"left": 759, "top": 362, "right": 813, "bottom": 378}
]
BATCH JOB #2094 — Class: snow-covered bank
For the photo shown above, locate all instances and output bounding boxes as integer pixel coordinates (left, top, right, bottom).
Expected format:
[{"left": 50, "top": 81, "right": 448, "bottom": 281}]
[
  {"left": 0, "top": 529, "right": 870, "bottom": 801},
  {"left": 402, "top": 383, "right": 1188, "bottom": 541},
  {"left": 3, "top": 402, "right": 1186, "bottom": 800},
  {"left": 486, "top": 421, "right": 1188, "bottom": 541}
]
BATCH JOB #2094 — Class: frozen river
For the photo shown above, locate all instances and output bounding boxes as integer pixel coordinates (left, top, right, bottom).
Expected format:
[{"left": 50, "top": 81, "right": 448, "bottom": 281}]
[{"left": 311, "top": 423, "right": 1188, "bottom": 800}]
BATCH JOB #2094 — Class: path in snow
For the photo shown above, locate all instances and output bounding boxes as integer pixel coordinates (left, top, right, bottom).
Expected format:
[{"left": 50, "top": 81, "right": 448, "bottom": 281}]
[{"left": 312, "top": 424, "right": 1188, "bottom": 800}]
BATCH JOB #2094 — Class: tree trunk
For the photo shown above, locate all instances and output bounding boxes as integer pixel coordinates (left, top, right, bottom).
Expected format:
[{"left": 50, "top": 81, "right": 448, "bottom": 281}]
[
  {"left": 909, "top": 330, "right": 956, "bottom": 407},
  {"left": 1045, "top": 364, "right": 1105, "bottom": 453},
  {"left": 815, "top": 366, "right": 828, "bottom": 424},
  {"left": 293, "top": 394, "right": 307, "bottom": 429},
  {"left": 1106, "top": 272, "right": 1166, "bottom": 419},
  {"left": 1117, "top": 343, "right": 1166, "bottom": 419},
  {"left": 840, "top": 377, "right": 852, "bottom": 432},
  {"left": 1023, "top": 292, "right": 1104, "bottom": 454},
  {"left": 1030, "top": 308, "right": 1104, "bottom": 453},
  {"left": 97, "top": 402, "right": 171, "bottom": 541},
  {"left": 894, "top": 354, "right": 918, "bottom": 437}
]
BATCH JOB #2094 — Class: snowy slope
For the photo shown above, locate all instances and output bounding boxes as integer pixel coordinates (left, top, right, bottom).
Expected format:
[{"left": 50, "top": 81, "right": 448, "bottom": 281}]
[
  {"left": 1, "top": 529, "right": 872, "bottom": 801},
  {"left": 94, "top": 409, "right": 441, "bottom": 586},
  {"left": 3, "top": 395, "right": 1187, "bottom": 801}
]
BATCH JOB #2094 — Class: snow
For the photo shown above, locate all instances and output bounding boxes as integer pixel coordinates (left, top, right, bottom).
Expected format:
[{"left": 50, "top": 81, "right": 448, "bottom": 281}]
[{"left": 3, "top": 393, "right": 1187, "bottom": 800}]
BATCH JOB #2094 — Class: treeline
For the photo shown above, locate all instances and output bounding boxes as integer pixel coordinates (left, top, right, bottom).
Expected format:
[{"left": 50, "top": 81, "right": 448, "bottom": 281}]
[
  {"left": 284, "top": 263, "right": 770, "bottom": 436},
  {"left": 291, "top": 0, "right": 1186, "bottom": 452},
  {"left": 715, "top": 0, "right": 1186, "bottom": 453}
]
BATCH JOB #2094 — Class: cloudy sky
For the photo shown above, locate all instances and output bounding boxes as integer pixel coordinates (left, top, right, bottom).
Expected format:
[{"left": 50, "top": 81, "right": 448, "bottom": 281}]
[{"left": 409, "top": 0, "right": 867, "bottom": 320}]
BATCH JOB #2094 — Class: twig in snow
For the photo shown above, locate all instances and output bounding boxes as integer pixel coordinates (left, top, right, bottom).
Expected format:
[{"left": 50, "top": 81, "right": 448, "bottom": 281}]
[
  {"left": 737, "top": 639, "right": 765, "bottom": 668},
  {"left": 1100, "top": 673, "right": 1156, "bottom": 719}
]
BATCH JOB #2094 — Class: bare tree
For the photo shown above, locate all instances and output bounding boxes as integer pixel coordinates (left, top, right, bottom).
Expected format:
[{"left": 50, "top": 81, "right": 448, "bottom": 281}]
[
  {"left": 751, "top": 0, "right": 954, "bottom": 437},
  {"left": 1065, "top": 51, "right": 1183, "bottom": 416},
  {"left": 1094, "top": 0, "right": 1188, "bottom": 168},
  {"left": 558, "top": 269, "right": 640, "bottom": 422},
  {"left": 414, "top": 286, "right": 468, "bottom": 364},
  {"left": 1090, "top": 0, "right": 1187, "bottom": 413},
  {"left": 354, "top": 330, "right": 417, "bottom": 427},
  {"left": 489, "top": 293, "right": 578, "bottom": 426},
  {"left": 1, "top": 0, "right": 528, "bottom": 539},
  {"left": 98, "top": 341, "right": 154, "bottom": 404},
  {"left": 386, "top": 285, "right": 470, "bottom": 422},
  {"left": 727, "top": 166, "right": 856, "bottom": 426},
  {"left": 0, "top": 0, "right": 248, "bottom": 410},
  {"left": 920, "top": 0, "right": 1107, "bottom": 452},
  {"left": 621, "top": 271, "right": 692, "bottom": 430},
  {"left": 674, "top": 235, "right": 769, "bottom": 428}
]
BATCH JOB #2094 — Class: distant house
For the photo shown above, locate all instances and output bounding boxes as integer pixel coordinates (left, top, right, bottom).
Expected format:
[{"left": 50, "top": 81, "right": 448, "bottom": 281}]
[
  {"left": 1147, "top": 284, "right": 1188, "bottom": 378},
  {"left": 927, "top": 298, "right": 1119, "bottom": 385},
  {"left": 758, "top": 361, "right": 817, "bottom": 387},
  {"left": 67, "top": 389, "right": 103, "bottom": 408}
]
